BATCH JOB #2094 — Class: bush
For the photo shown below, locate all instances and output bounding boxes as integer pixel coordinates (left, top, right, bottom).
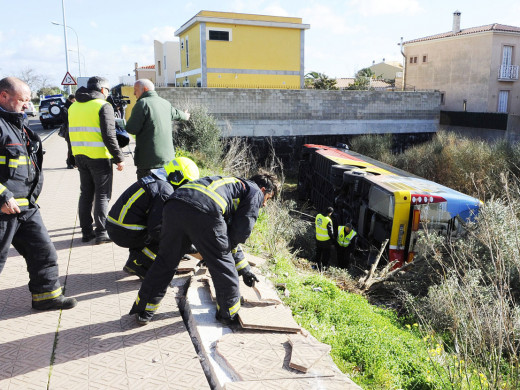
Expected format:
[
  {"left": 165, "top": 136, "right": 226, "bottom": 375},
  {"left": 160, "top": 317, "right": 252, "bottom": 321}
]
[
  {"left": 350, "top": 134, "right": 394, "bottom": 162},
  {"left": 174, "top": 105, "right": 223, "bottom": 167},
  {"left": 403, "top": 177, "right": 520, "bottom": 389}
]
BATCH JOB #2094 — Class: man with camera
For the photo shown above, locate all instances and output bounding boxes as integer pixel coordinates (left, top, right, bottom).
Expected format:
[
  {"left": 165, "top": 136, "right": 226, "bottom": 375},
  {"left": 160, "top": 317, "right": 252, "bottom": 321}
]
[{"left": 126, "top": 79, "right": 190, "bottom": 179}]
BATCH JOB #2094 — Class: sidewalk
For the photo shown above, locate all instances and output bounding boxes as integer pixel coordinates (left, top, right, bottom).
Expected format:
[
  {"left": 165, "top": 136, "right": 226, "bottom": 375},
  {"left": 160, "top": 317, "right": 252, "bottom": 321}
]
[{"left": 0, "top": 134, "right": 209, "bottom": 389}]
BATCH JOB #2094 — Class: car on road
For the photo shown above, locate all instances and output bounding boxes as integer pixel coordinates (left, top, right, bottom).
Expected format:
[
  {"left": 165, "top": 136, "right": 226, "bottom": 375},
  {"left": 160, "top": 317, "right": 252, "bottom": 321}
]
[
  {"left": 39, "top": 95, "right": 66, "bottom": 129},
  {"left": 24, "top": 102, "right": 37, "bottom": 117}
]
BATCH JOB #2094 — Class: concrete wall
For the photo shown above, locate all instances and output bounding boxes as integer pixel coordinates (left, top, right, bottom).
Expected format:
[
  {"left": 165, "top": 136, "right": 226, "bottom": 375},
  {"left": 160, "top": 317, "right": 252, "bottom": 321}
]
[
  {"left": 158, "top": 88, "right": 440, "bottom": 137},
  {"left": 505, "top": 114, "right": 520, "bottom": 143}
]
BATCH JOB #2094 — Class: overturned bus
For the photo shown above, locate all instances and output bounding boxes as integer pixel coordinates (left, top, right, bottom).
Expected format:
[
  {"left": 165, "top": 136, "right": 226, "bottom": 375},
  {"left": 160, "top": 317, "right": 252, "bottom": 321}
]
[{"left": 298, "top": 144, "right": 482, "bottom": 268}]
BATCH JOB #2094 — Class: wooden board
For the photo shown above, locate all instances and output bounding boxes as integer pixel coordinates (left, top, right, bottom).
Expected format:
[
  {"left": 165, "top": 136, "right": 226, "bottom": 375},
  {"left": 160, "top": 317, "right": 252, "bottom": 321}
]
[
  {"left": 177, "top": 256, "right": 201, "bottom": 273},
  {"left": 215, "top": 332, "right": 335, "bottom": 381},
  {"left": 288, "top": 334, "right": 331, "bottom": 373},
  {"left": 238, "top": 304, "right": 300, "bottom": 333}
]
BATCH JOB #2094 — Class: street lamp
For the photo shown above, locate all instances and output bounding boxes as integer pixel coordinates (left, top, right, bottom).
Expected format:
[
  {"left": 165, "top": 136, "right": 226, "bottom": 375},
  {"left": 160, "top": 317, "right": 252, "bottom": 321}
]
[
  {"left": 53, "top": 0, "right": 71, "bottom": 94},
  {"left": 52, "top": 21, "right": 81, "bottom": 78}
]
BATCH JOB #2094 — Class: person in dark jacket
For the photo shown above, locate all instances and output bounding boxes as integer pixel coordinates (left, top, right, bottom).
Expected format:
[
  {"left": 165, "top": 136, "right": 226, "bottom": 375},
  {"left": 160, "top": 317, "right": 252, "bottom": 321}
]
[
  {"left": 107, "top": 157, "right": 199, "bottom": 279},
  {"left": 69, "top": 76, "right": 125, "bottom": 245},
  {"left": 59, "top": 94, "right": 76, "bottom": 169},
  {"left": 314, "top": 206, "right": 334, "bottom": 270},
  {"left": 129, "top": 171, "right": 279, "bottom": 325},
  {"left": 0, "top": 77, "right": 77, "bottom": 310},
  {"left": 125, "top": 79, "right": 190, "bottom": 179}
]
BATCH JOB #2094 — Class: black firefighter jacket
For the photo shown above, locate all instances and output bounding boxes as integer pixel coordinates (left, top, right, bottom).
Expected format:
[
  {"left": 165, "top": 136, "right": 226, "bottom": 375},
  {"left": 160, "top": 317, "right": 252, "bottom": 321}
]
[
  {"left": 107, "top": 175, "right": 174, "bottom": 242},
  {"left": 0, "top": 109, "right": 44, "bottom": 210}
]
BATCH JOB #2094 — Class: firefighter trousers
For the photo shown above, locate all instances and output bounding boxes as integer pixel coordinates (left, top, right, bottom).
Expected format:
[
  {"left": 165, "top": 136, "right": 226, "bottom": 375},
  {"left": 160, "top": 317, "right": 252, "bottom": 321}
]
[
  {"left": 132, "top": 200, "right": 240, "bottom": 320},
  {"left": 0, "top": 208, "right": 62, "bottom": 300},
  {"left": 106, "top": 223, "right": 158, "bottom": 276}
]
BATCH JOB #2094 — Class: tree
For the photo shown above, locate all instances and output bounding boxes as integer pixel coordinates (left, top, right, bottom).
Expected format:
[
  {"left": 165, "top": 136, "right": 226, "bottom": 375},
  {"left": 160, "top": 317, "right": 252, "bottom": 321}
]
[
  {"left": 346, "top": 67, "right": 375, "bottom": 91},
  {"left": 37, "top": 87, "right": 64, "bottom": 98},
  {"left": 304, "top": 71, "right": 338, "bottom": 90}
]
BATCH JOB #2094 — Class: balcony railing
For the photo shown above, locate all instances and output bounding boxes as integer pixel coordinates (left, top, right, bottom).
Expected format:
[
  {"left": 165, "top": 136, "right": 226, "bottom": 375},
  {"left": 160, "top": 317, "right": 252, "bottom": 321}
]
[{"left": 498, "top": 65, "right": 519, "bottom": 81}]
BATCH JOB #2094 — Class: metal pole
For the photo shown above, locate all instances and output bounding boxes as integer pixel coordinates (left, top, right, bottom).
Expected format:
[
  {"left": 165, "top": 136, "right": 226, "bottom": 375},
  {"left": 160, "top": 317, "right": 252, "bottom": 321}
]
[
  {"left": 61, "top": 0, "right": 71, "bottom": 94},
  {"left": 53, "top": 22, "right": 81, "bottom": 78}
]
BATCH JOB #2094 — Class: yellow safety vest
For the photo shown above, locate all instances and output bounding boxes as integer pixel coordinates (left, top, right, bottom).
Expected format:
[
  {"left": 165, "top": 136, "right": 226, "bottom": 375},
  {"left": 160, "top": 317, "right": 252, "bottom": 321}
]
[
  {"left": 337, "top": 226, "right": 357, "bottom": 247},
  {"left": 315, "top": 213, "right": 332, "bottom": 241},
  {"left": 69, "top": 99, "right": 112, "bottom": 159}
]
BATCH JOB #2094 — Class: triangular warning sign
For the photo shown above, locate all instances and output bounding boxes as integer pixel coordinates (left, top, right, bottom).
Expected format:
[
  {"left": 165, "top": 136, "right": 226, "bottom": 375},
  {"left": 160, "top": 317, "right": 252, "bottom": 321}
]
[{"left": 61, "top": 72, "right": 77, "bottom": 86}]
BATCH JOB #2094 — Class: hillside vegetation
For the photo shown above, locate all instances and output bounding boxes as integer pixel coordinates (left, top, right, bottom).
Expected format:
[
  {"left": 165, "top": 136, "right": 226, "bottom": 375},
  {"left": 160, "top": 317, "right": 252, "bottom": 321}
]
[{"left": 177, "top": 107, "right": 520, "bottom": 389}]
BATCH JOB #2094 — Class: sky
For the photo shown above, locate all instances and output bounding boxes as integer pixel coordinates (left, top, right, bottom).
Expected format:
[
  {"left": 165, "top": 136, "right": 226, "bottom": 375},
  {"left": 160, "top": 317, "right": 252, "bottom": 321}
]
[{"left": 1, "top": 0, "right": 520, "bottom": 89}]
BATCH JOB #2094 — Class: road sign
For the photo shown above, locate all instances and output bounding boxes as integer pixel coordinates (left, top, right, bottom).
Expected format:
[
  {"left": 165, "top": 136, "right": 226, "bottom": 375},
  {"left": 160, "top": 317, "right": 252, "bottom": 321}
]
[{"left": 61, "top": 72, "right": 77, "bottom": 86}]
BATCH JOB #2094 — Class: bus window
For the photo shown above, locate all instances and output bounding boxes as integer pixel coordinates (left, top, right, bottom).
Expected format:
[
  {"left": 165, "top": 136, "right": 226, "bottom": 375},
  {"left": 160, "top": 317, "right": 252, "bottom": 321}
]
[{"left": 368, "top": 186, "right": 394, "bottom": 219}]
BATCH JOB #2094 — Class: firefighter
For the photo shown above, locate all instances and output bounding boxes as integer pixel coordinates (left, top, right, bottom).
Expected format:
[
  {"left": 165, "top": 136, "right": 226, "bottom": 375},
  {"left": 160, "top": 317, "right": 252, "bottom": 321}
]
[
  {"left": 336, "top": 223, "right": 357, "bottom": 268},
  {"left": 314, "top": 206, "right": 334, "bottom": 270},
  {"left": 129, "top": 171, "right": 279, "bottom": 325},
  {"left": 0, "top": 77, "right": 77, "bottom": 310},
  {"left": 106, "top": 157, "right": 199, "bottom": 279}
]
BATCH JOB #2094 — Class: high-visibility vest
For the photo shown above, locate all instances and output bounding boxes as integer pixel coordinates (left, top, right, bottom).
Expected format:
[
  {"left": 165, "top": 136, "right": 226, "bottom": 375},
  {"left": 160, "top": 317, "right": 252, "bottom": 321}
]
[
  {"left": 337, "top": 226, "right": 357, "bottom": 247},
  {"left": 315, "top": 213, "right": 332, "bottom": 241},
  {"left": 69, "top": 99, "right": 112, "bottom": 159}
]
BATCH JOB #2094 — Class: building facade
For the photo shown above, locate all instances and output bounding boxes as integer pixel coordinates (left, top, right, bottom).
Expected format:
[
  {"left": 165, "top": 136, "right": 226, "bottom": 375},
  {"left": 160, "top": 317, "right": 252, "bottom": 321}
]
[
  {"left": 154, "top": 40, "right": 181, "bottom": 87},
  {"left": 369, "top": 60, "right": 403, "bottom": 80},
  {"left": 174, "top": 10, "right": 310, "bottom": 89},
  {"left": 403, "top": 12, "right": 520, "bottom": 114},
  {"left": 134, "top": 63, "right": 156, "bottom": 84}
]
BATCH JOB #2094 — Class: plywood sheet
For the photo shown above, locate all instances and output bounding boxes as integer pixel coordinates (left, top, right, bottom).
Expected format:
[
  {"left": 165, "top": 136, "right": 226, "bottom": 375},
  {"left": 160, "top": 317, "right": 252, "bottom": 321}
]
[
  {"left": 238, "top": 304, "right": 300, "bottom": 333},
  {"left": 288, "top": 334, "right": 331, "bottom": 373},
  {"left": 215, "top": 332, "right": 336, "bottom": 381},
  {"left": 244, "top": 252, "right": 267, "bottom": 268},
  {"left": 202, "top": 274, "right": 282, "bottom": 305}
]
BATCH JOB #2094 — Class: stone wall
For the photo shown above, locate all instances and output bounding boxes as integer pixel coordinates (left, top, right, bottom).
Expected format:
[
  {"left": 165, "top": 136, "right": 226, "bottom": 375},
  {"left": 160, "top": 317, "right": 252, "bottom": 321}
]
[{"left": 158, "top": 88, "right": 440, "bottom": 137}]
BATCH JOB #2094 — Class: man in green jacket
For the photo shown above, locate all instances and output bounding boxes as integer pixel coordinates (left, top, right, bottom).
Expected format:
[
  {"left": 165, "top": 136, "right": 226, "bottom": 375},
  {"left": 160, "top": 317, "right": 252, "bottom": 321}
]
[{"left": 126, "top": 79, "right": 190, "bottom": 179}]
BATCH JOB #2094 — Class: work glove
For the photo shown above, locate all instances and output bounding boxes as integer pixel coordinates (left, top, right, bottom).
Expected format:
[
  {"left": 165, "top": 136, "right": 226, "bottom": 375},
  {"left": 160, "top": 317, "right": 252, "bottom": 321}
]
[{"left": 242, "top": 270, "right": 259, "bottom": 288}]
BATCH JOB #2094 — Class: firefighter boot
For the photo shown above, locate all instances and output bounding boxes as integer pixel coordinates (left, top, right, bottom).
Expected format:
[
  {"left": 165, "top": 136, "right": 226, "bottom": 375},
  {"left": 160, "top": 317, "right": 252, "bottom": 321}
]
[
  {"left": 123, "top": 258, "right": 147, "bottom": 280},
  {"left": 32, "top": 295, "right": 78, "bottom": 311}
]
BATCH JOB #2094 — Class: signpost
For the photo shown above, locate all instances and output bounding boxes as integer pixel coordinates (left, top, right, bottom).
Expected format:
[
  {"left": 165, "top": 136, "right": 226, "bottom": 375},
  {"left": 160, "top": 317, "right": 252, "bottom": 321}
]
[{"left": 61, "top": 72, "right": 77, "bottom": 86}]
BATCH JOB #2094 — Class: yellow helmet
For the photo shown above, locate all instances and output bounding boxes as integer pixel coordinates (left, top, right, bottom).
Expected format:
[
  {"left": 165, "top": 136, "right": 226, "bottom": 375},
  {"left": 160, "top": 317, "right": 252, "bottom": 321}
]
[{"left": 164, "top": 157, "right": 199, "bottom": 187}]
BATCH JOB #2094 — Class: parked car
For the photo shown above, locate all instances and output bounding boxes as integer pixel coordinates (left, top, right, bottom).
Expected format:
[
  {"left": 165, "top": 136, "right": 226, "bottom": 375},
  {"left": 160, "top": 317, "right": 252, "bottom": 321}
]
[
  {"left": 39, "top": 95, "right": 66, "bottom": 129},
  {"left": 24, "top": 102, "right": 36, "bottom": 117}
]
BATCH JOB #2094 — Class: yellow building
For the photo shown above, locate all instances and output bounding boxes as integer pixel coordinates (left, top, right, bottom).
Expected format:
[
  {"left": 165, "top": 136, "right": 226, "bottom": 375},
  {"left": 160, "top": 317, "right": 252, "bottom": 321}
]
[{"left": 174, "top": 10, "right": 310, "bottom": 89}]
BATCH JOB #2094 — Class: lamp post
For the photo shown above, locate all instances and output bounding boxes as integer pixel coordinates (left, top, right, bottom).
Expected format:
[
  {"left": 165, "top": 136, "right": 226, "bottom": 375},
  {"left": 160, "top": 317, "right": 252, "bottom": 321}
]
[
  {"left": 52, "top": 21, "right": 81, "bottom": 78},
  {"left": 53, "top": 0, "right": 72, "bottom": 94}
]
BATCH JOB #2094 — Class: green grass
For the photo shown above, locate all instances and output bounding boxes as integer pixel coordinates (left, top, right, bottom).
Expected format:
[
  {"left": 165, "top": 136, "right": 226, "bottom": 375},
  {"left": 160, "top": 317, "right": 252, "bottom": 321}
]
[{"left": 246, "top": 208, "right": 446, "bottom": 390}]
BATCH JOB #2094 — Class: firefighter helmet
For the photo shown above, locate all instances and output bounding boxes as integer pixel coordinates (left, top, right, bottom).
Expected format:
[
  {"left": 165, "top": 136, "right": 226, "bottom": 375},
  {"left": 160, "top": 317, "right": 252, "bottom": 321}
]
[{"left": 164, "top": 157, "right": 199, "bottom": 187}]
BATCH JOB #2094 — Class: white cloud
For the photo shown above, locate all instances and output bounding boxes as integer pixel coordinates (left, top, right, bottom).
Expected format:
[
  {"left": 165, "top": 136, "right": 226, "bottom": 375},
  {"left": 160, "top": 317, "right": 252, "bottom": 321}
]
[
  {"left": 140, "top": 26, "right": 177, "bottom": 44},
  {"left": 351, "top": 0, "right": 422, "bottom": 16},
  {"left": 262, "top": 5, "right": 290, "bottom": 17},
  {"left": 299, "top": 5, "right": 363, "bottom": 35},
  {"left": 90, "top": 21, "right": 98, "bottom": 29}
]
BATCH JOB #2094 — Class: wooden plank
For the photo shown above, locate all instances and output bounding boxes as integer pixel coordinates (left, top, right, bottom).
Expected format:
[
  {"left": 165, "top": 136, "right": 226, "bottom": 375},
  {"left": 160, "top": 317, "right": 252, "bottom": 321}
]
[
  {"left": 288, "top": 334, "right": 331, "bottom": 373},
  {"left": 238, "top": 304, "right": 300, "bottom": 333}
]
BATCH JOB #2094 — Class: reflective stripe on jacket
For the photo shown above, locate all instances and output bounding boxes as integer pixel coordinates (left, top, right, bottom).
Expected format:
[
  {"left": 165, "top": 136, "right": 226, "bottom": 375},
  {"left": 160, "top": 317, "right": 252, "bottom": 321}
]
[
  {"left": 337, "top": 226, "right": 357, "bottom": 247},
  {"left": 69, "top": 99, "right": 112, "bottom": 159},
  {"left": 315, "top": 213, "right": 332, "bottom": 241}
]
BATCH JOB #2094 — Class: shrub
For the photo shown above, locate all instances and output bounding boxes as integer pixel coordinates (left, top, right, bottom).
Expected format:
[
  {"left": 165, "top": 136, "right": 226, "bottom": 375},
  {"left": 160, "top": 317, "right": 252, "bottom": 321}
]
[
  {"left": 403, "top": 177, "right": 520, "bottom": 389},
  {"left": 350, "top": 134, "right": 394, "bottom": 162},
  {"left": 174, "top": 105, "right": 223, "bottom": 167}
]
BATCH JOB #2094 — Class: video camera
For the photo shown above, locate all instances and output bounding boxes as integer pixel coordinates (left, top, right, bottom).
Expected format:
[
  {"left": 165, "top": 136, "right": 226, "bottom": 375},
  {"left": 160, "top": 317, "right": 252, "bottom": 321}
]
[{"left": 107, "top": 93, "right": 131, "bottom": 119}]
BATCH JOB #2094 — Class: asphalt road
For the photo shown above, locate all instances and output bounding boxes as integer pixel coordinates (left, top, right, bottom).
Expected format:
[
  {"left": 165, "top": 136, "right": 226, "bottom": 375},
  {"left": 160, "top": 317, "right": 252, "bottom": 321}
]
[{"left": 27, "top": 117, "right": 59, "bottom": 141}]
